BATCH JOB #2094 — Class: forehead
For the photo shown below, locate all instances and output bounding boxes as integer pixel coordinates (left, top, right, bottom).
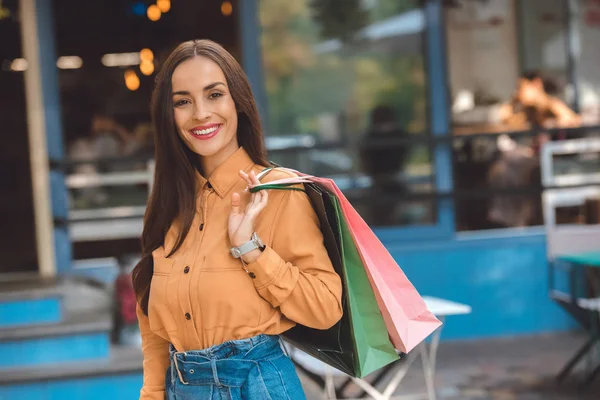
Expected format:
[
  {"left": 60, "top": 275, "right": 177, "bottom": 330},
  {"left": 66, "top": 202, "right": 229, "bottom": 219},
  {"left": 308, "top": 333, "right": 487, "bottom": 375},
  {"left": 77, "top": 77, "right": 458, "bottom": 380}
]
[{"left": 171, "top": 56, "right": 227, "bottom": 92}]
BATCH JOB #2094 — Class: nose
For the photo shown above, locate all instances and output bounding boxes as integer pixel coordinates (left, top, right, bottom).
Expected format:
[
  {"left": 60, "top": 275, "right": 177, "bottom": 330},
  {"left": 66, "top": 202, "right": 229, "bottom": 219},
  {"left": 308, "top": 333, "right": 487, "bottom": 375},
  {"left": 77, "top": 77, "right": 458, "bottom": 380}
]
[{"left": 193, "top": 101, "right": 210, "bottom": 121}]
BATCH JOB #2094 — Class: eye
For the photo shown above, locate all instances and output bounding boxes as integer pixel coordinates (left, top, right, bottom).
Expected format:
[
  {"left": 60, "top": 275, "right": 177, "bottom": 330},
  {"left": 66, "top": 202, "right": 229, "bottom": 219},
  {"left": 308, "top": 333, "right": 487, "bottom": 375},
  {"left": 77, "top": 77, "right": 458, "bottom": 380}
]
[
  {"left": 174, "top": 99, "right": 190, "bottom": 107},
  {"left": 209, "top": 92, "right": 223, "bottom": 100}
]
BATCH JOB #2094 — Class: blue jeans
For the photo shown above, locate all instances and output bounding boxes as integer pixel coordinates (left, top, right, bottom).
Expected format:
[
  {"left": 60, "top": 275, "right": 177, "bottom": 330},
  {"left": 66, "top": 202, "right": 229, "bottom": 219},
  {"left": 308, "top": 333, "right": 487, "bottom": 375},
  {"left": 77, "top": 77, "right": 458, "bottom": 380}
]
[{"left": 166, "top": 334, "right": 306, "bottom": 399}]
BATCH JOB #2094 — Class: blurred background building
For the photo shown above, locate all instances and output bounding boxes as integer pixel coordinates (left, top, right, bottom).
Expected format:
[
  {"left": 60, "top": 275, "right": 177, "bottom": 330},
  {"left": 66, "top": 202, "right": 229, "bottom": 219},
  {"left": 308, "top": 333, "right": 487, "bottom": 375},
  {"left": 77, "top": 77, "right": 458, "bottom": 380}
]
[{"left": 1, "top": 0, "right": 600, "bottom": 398}]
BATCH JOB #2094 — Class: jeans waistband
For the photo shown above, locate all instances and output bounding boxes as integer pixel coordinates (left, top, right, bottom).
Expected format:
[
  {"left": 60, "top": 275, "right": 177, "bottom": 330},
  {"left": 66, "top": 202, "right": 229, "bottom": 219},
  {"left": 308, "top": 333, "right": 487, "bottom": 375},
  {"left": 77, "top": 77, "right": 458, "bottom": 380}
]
[{"left": 170, "top": 334, "right": 285, "bottom": 386}]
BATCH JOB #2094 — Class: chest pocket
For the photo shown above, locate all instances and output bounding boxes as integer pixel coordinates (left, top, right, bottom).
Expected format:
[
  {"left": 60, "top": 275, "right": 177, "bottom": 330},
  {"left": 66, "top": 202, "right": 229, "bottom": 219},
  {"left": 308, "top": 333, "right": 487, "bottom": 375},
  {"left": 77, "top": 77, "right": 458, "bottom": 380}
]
[{"left": 148, "top": 257, "right": 178, "bottom": 333}]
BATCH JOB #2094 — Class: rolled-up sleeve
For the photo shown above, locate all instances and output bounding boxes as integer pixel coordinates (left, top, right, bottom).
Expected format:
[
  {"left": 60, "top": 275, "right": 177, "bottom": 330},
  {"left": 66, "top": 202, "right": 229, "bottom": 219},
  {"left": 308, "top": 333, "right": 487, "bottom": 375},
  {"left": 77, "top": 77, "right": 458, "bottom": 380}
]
[
  {"left": 245, "top": 185, "right": 343, "bottom": 330},
  {"left": 137, "top": 304, "right": 170, "bottom": 400}
]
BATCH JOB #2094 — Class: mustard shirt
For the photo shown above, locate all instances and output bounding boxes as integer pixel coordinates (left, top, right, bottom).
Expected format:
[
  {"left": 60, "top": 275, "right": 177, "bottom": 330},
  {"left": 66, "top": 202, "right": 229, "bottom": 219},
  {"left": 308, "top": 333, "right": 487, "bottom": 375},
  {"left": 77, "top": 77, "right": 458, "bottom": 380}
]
[{"left": 136, "top": 147, "right": 343, "bottom": 399}]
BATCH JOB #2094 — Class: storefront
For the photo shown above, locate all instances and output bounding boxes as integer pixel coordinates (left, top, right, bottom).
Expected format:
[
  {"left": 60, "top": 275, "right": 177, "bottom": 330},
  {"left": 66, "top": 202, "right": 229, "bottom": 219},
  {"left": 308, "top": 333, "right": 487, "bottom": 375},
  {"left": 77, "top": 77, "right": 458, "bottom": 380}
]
[{"left": 2, "top": 0, "right": 599, "bottom": 339}]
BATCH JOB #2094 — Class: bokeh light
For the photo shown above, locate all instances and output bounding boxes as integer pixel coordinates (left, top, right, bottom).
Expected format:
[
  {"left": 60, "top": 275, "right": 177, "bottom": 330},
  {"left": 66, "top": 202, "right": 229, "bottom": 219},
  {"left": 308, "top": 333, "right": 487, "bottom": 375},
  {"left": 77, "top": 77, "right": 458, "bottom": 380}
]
[
  {"left": 221, "top": 1, "right": 233, "bottom": 17},
  {"left": 124, "top": 69, "right": 140, "bottom": 91},
  {"left": 157, "top": 0, "right": 171, "bottom": 13},
  {"left": 139, "top": 48, "right": 154, "bottom": 62},
  {"left": 147, "top": 5, "right": 161, "bottom": 21},
  {"left": 140, "top": 60, "right": 155, "bottom": 76}
]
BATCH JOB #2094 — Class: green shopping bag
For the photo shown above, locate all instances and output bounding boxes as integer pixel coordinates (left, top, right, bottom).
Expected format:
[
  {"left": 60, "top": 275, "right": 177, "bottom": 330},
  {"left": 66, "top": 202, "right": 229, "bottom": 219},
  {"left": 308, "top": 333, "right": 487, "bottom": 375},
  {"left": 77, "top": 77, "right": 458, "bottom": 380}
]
[{"left": 330, "top": 194, "right": 399, "bottom": 376}]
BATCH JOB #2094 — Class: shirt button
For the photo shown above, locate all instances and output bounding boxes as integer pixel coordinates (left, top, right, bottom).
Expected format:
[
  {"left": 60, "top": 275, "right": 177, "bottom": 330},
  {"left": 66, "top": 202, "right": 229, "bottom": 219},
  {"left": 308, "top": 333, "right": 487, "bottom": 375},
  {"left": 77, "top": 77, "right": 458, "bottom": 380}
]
[
  {"left": 185, "top": 313, "right": 191, "bottom": 320},
  {"left": 207, "top": 182, "right": 212, "bottom": 189},
  {"left": 184, "top": 266, "right": 190, "bottom": 274},
  {"left": 199, "top": 223, "right": 204, "bottom": 231},
  {"left": 248, "top": 272, "right": 256, "bottom": 279}
]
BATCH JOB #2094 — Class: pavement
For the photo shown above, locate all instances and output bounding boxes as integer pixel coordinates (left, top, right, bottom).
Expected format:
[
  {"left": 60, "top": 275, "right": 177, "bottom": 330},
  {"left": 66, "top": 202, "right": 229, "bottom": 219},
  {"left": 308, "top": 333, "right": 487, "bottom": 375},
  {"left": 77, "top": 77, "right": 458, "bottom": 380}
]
[{"left": 297, "top": 331, "right": 600, "bottom": 399}]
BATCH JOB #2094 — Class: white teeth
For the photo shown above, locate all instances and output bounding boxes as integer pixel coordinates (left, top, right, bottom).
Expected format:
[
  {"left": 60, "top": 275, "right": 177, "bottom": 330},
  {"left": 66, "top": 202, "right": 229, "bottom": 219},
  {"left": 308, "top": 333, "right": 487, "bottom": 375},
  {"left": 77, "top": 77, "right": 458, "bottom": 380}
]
[{"left": 191, "top": 125, "right": 219, "bottom": 136}]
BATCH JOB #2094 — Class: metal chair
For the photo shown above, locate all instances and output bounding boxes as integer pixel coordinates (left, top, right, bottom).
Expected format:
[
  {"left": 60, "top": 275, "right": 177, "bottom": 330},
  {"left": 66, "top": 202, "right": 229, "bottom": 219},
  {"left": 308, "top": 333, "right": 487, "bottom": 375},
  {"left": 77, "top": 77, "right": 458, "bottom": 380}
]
[{"left": 543, "top": 186, "right": 600, "bottom": 385}]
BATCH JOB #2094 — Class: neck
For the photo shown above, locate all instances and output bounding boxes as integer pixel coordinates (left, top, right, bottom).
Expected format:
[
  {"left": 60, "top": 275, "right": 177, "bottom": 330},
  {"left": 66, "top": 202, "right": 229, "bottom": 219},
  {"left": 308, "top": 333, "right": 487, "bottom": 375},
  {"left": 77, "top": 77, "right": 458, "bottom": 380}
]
[{"left": 199, "top": 146, "right": 239, "bottom": 177}]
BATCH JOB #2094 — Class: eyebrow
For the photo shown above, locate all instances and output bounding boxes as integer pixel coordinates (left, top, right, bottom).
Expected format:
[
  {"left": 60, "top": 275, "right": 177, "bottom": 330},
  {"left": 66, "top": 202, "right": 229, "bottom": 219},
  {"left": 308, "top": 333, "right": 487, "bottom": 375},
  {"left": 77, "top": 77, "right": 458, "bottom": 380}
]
[{"left": 172, "top": 82, "right": 226, "bottom": 96}]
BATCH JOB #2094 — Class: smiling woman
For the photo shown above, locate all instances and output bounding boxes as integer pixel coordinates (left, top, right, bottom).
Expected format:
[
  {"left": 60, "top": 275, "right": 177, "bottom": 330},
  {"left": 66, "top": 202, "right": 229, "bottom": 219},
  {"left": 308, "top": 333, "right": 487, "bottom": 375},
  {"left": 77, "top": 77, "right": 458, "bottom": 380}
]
[{"left": 132, "top": 39, "right": 343, "bottom": 400}]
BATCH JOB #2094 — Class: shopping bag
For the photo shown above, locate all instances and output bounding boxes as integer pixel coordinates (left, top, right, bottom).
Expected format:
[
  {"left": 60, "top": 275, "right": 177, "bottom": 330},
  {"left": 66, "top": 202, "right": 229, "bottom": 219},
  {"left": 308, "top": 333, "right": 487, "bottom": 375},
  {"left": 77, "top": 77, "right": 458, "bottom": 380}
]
[
  {"left": 336, "top": 192, "right": 442, "bottom": 353},
  {"left": 282, "top": 183, "right": 356, "bottom": 376},
  {"left": 329, "top": 193, "right": 399, "bottom": 376},
  {"left": 254, "top": 168, "right": 441, "bottom": 353},
  {"left": 254, "top": 171, "right": 399, "bottom": 377}
]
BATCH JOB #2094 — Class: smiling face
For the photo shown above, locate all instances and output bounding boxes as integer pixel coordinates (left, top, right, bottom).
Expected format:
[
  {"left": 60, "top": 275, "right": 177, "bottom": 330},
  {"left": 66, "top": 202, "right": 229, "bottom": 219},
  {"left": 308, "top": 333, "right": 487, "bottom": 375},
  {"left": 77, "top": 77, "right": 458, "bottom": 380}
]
[{"left": 172, "top": 56, "right": 239, "bottom": 174}]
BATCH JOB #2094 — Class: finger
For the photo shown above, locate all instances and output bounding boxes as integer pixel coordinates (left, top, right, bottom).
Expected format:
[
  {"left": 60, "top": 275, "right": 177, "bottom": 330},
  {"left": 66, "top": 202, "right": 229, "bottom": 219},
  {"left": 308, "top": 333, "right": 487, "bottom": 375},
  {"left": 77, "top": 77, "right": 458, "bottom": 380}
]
[
  {"left": 231, "top": 192, "right": 241, "bottom": 215},
  {"left": 253, "top": 189, "right": 269, "bottom": 215},
  {"left": 250, "top": 170, "right": 263, "bottom": 189},
  {"left": 239, "top": 170, "right": 253, "bottom": 192},
  {"left": 248, "top": 189, "right": 268, "bottom": 219},
  {"left": 246, "top": 190, "right": 261, "bottom": 212},
  {"left": 239, "top": 170, "right": 252, "bottom": 185}
]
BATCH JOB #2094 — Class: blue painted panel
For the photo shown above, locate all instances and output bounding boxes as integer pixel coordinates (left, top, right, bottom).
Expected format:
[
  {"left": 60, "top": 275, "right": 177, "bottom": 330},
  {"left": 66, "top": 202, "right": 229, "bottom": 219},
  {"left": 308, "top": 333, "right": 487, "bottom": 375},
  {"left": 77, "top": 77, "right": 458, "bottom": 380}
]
[
  {"left": 36, "top": 0, "right": 64, "bottom": 160},
  {"left": 50, "top": 171, "right": 68, "bottom": 219},
  {"left": 0, "top": 373, "right": 143, "bottom": 400},
  {"left": 0, "top": 333, "right": 109, "bottom": 369},
  {"left": 53, "top": 227, "right": 72, "bottom": 274},
  {"left": 239, "top": 0, "right": 269, "bottom": 126},
  {"left": 0, "top": 298, "right": 61, "bottom": 328},
  {"left": 385, "top": 231, "right": 576, "bottom": 340}
]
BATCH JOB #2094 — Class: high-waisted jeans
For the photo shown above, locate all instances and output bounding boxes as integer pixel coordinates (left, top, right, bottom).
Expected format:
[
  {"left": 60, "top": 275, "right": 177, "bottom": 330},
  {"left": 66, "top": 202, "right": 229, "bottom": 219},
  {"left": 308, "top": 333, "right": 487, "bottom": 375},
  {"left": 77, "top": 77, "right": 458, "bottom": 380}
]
[{"left": 166, "top": 334, "right": 306, "bottom": 399}]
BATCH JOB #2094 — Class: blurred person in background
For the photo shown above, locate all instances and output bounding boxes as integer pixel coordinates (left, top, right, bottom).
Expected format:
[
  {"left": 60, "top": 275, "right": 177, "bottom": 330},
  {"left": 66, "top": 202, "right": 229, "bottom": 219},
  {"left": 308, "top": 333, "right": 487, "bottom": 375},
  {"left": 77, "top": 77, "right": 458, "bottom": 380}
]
[
  {"left": 68, "top": 113, "right": 133, "bottom": 207},
  {"left": 132, "top": 39, "right": 342, "bottom": 400},
  {"left": 488, "top": 71, "right": 581, "bottom": 228},
  {"left": 500, "top": 70, "right": 581, "bottom": 133},
  {"left": 359, "top": 105, "right": 409, "bottom": 225}
]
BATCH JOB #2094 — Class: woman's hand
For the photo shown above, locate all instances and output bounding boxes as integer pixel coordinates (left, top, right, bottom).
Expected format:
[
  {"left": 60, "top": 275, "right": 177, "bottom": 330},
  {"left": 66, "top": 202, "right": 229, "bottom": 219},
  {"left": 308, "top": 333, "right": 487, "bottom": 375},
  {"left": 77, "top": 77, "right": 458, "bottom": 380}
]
[{"left": 229, "top": 170, "right": 269, "bottom": 259}]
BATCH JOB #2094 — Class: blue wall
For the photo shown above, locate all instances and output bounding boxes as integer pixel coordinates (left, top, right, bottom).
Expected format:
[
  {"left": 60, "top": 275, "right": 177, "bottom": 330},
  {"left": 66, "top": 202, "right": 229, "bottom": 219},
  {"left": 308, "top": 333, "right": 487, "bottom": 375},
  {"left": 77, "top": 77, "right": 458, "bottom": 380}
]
[
  {"left": 376, "top": 229, "right": 577, "bottom": 340},
  {"left": 0, "top": 374, "right": 142, "bottom": 400}
]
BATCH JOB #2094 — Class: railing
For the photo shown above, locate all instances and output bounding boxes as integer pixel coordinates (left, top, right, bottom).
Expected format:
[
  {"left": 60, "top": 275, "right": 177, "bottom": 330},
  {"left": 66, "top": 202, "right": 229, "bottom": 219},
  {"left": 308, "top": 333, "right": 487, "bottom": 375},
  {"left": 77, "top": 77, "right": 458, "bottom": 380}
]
[{"left": 64, "top": 126, "right": 600, "bottom": 243}]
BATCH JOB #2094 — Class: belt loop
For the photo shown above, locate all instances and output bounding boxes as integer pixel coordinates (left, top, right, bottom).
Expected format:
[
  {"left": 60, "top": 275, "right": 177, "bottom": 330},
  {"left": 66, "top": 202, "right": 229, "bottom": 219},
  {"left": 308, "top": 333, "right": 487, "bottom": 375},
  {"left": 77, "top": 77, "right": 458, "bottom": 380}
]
[
  {"left": 211, "top": 359, "right": 222, "bottom": 387},
  {"left": 173, "top": 352, "right": 189, "bottom": 385}
]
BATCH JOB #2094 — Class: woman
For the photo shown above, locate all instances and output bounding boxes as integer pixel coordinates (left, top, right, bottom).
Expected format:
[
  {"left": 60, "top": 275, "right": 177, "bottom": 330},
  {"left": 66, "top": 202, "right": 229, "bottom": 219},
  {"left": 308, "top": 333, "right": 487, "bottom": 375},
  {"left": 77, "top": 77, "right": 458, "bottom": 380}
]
[{"left": 132, "top": 39, "right": 343, "bottom": 400}]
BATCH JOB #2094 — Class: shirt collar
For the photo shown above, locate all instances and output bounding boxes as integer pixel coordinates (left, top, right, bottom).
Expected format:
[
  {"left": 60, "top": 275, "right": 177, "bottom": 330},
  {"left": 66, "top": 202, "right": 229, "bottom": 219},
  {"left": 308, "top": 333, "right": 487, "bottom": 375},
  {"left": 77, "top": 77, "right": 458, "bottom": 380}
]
[{"left": 195, "top": 147, "right": 255, "bottom": 198}]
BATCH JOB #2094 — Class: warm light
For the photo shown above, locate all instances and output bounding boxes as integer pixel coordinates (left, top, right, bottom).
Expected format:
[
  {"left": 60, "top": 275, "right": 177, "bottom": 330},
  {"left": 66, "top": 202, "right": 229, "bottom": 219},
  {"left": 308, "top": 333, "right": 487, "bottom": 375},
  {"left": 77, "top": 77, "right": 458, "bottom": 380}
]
[
  {"left": 10, "top": 58, "right": 28, "bottom": 71},
  {"left": 125, "top": 69, "right": 140, "bottom": 91},
  {"left": 147, "top": 4, "right": 161, "bottom": 21},
  {"left": 221, "top": 1, "right": 233, "bottom": 16},
  {"left": 57, "top": 56, "right": 83, "bottom": 69},
  {"left": 157, "top": 0, "right": 170, "bottom": 13},
  {"left": 102, "top": 52, "right": 140, "bottom": 67},
  {"left": 140, "top": 48, "right": 154, "bottom": 62},
  {"left": 140, "top": 59, "right": 155, "bottom": 76}
]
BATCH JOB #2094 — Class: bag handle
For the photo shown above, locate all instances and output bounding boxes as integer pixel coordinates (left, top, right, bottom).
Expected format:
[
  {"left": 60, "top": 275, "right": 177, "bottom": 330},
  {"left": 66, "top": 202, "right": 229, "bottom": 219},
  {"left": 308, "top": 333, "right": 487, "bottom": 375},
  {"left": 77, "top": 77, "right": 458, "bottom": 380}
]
[{"left": 251, "top": 164, "right": 313, "bottom": 193}]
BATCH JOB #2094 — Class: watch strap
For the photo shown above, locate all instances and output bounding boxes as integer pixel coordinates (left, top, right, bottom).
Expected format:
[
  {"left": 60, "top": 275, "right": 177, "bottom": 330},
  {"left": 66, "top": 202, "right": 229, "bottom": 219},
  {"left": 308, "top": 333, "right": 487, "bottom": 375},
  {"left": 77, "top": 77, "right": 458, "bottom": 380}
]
[{"left": 230, "top": 233, "right": 264, "bottom": 259}]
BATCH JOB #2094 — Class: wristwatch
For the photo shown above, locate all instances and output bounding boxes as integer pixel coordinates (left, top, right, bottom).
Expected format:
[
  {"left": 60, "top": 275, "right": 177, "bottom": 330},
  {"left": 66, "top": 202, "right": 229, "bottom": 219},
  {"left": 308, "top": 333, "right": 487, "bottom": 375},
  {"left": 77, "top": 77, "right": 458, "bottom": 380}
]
[{"left": 230, "top": 232, "right": 265, "bottom": 259}]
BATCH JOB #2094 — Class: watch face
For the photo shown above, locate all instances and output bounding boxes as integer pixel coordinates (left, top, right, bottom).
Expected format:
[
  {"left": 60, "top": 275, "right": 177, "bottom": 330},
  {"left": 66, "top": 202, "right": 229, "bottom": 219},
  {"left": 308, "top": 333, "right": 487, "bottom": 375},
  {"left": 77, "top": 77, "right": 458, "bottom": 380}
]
[
  {"left": 253, "top": 232, "right": 264, "bottom": 248},
  {"left": 230, "top": 248, "right": 241, "bottom": 258}
]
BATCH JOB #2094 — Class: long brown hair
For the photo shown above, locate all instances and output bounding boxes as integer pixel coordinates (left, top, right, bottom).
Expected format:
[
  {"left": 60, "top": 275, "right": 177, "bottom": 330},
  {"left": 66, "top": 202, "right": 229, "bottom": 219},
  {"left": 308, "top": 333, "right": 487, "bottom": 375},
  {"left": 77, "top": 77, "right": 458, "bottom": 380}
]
[{"left": 133, "top": 39, "right": 268, "bottom": 315}]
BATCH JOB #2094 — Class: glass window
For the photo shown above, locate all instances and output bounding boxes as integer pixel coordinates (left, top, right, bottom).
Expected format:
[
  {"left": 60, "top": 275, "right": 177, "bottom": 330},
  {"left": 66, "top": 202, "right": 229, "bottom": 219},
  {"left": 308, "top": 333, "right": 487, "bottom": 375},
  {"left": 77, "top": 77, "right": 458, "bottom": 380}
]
[
  {"left": 0, "top": 0, "right": 39, "bottom": 273},
  {"left": 575, "top": 0, "right": 600, "bottom": 125},
  {"left": 446, "top": 0, "right": 593, "bottom": 231},
  {"left": 53, "top": 0, "right": 239, "bottom": 256},
  {"left": 259, "top": 0, "right": 435, "bottom": 227}
]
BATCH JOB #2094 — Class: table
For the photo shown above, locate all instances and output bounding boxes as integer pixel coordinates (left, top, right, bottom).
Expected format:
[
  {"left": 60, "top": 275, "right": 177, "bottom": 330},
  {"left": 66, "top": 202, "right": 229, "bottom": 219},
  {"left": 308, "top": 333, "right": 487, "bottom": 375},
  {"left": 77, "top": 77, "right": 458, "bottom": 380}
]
[
  {"left": 290, "top": 296, "right": 472, "bottom": 400},
  {"left": 558, "top": 251, "right": 600, "bottom": 268},
  {"left": 554, "top": 251, "right": 600, "bottom": 387}
]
